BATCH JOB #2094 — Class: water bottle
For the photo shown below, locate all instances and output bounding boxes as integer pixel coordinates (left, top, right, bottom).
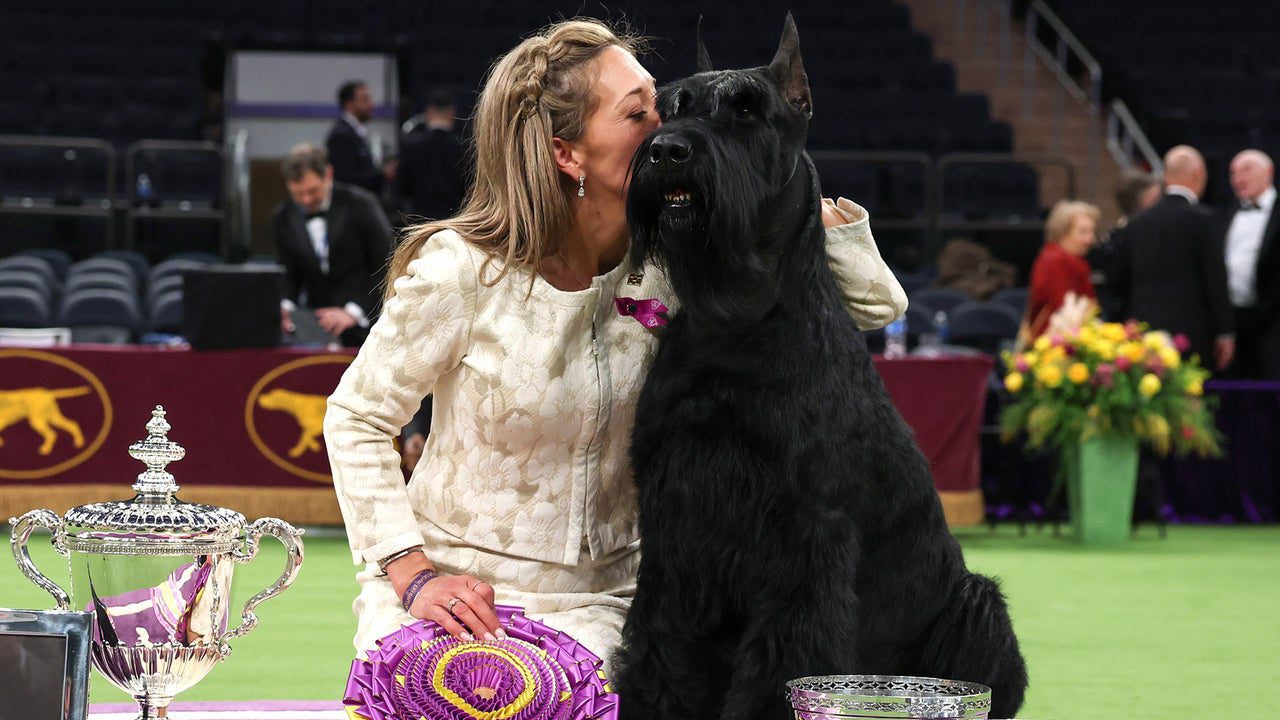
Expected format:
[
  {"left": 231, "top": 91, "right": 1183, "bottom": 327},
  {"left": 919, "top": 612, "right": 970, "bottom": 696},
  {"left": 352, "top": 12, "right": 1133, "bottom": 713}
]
[
  {"left": 933, "top": 310, "right": 949, "bottom": 345},
  {"left": 884, "top": 316, "right": 908, "bottom": 359},
  {"left": 136, "top": 173, "right": 153, "bottom": 207}
]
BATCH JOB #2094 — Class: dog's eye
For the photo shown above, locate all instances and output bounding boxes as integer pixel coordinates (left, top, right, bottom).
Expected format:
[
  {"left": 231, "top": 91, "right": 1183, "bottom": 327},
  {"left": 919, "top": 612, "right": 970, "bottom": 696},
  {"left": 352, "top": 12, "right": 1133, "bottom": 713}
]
[{"left": 734, "top": 102, "right": 754, "bottom": 120}]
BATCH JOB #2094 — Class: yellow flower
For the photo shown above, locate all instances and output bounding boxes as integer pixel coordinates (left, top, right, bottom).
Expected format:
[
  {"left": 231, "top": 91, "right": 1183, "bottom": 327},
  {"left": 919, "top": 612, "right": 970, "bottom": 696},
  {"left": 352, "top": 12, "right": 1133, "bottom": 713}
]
[
  {"left": 1067, "top": 362, "right": 1090, "bottom": 384},
  {"left": 1143, "top": 332, "right": 1169, "bottom": 350},
  {"left": 1044, "top": 346, "right": 1067, "bottom": 364},
  {"left": 1087, "top": 404, "right": 1102, "bottom": 420},
  {"left": 1121, "top": 342, "right": 1147, "bottom": 363},
  {"left": 1186, "top": 377, "right": 1204, "bottom": 396},
  {"left": 1091, "top": 340, "right": 1117, "bottom": 361},
  {"left": 1138, "top": 373, "right": 1162, "bottom": 397},
  {"left": 1004, "top": 372, "right": 1025, "bottom": 393},
  {"left": 1158, "top": 346, "right": 1181, "bottom": 368},
  {"left": 1036, "top": 364, "right": 1064, "bottom": 388},
  {"left": 1079, "top": 326, "right": 1098, "bottom": 345},
  {"left": 1022, "top": 351, "right": 1040, "bottom": 367},
  {"left": 1101, "top": 323, "right": 1128, "bottom": 342},
  {"left": 1033, "top": 335, "right": 1052, "bottom": 352}
]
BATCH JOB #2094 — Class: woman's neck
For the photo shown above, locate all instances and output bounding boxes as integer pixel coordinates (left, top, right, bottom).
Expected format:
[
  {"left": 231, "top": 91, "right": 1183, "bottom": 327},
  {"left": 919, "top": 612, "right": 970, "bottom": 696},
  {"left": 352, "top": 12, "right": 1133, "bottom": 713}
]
[{"left": 564, "top": 199, "right": 629, "bottom": 277}]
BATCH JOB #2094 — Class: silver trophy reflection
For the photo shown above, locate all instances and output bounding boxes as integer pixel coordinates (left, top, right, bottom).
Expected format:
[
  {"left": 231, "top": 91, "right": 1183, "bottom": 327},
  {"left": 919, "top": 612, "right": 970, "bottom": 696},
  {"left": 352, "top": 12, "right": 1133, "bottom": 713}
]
[{"left": 10, "top": 406, "right": 304, "bottom": 719}]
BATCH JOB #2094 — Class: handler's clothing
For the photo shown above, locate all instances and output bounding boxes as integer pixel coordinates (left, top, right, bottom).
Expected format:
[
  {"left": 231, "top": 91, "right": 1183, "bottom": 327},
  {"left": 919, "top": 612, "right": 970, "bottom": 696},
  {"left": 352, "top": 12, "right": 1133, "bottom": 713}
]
[{"left": 324, "top": 199, "right": 907, "bottom": 676}]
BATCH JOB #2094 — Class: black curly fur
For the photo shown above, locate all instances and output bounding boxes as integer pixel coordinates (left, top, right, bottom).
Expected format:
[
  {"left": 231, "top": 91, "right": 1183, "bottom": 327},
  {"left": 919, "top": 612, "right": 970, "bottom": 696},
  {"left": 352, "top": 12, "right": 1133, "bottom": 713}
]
[{"left": 609, "top": 16, "right": 1028, "bottom": 720}]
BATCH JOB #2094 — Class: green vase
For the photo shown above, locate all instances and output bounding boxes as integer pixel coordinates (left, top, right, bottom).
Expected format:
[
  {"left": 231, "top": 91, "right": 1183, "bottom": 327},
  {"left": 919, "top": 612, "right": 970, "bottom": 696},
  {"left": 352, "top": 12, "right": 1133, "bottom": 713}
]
[{"left": 1065, "top": 436, "right": 1140, "bottom": 544}]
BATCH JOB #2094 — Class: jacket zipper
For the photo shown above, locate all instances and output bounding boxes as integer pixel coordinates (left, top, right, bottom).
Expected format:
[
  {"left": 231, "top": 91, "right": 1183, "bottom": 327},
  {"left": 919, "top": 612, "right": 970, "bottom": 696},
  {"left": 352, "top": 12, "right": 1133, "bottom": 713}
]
[{"left": 583, "top": 316, "right": 607, "bottom": 546}]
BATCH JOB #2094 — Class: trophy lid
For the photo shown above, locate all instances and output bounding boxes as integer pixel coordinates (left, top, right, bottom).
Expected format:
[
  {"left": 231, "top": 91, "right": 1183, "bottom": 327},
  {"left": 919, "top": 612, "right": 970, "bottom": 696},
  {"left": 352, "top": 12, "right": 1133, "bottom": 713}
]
[{"left": 62, "top": 406, "right": 247, "bottom": 555}]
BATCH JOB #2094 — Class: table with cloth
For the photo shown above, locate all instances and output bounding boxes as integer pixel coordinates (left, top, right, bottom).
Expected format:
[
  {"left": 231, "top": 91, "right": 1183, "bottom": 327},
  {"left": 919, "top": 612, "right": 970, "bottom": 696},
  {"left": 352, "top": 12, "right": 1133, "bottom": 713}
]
[{"left": 0, "top": 346, "right": 993, "bottom": 527}]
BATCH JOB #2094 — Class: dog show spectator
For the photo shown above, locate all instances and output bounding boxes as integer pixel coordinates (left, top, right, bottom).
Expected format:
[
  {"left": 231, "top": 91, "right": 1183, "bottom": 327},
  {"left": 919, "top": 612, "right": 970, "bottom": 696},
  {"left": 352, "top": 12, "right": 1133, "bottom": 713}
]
[
  {"left": 327, "top": 80, "right": 397, "bottom": 196},
  {"left": 1221, "top": 149, "right": 1280, "bottom": 379},
  {"left": 1025, "top": 200, "right": 1101, "bottom": 338}
]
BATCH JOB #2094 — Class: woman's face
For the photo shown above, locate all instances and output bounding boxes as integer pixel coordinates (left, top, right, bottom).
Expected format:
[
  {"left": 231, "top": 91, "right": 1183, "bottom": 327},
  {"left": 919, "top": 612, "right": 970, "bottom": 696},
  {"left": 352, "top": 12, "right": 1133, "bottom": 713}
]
[
  {"left": 1060, "top": 215, "right": 1097, "bottom": 256},
  {"left": 566, "top": 46, "right": 659, "bottom": 208}
]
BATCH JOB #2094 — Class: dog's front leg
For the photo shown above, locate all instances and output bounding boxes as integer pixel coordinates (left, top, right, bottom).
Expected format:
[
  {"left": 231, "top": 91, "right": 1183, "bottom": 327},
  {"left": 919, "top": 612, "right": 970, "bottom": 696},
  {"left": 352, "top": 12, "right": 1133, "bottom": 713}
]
[
  {"left": 613, "top": 583, "right": 723, "bottom": 720},
  {"left": 717, "top": 582, "right": 860, "bottom": 720}
]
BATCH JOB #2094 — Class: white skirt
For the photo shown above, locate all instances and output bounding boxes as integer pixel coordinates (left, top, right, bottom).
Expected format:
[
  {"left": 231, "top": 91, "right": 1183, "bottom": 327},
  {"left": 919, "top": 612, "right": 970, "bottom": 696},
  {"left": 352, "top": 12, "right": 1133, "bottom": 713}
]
[{"left": 352, "top": 518, "right": 640, "bottom": 679}]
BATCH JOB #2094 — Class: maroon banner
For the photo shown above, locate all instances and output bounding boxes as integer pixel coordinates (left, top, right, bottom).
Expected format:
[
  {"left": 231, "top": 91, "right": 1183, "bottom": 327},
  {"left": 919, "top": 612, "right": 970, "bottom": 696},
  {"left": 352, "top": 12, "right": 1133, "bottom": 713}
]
[{"left": 0, "top": 347, "right": 990, "bottom": 526}]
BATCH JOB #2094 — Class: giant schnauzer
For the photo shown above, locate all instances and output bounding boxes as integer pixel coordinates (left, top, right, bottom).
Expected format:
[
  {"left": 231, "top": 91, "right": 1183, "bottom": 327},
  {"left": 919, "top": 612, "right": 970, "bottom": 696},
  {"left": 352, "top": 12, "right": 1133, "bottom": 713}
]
[{"left": 611, "top": 15, "right": 1028, "bottom": 720}]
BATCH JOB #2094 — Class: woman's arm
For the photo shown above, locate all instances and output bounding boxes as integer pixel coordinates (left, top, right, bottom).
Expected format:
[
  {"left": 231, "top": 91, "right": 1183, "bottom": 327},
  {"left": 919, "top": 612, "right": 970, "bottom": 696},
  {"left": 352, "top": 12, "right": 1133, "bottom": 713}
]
[
  {"left": 324, "top": 230, "right": 475, "bottom": 568},
  {"left": 821, "top": 197, "right": 910, "bottom": 330}
]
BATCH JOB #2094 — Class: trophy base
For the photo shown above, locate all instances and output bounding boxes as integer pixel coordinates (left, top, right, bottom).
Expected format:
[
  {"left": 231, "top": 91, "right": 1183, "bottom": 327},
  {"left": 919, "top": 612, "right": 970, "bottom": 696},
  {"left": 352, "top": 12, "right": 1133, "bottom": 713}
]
[{"left": 91, "top": 642, "right": 226, "bottom": 719}]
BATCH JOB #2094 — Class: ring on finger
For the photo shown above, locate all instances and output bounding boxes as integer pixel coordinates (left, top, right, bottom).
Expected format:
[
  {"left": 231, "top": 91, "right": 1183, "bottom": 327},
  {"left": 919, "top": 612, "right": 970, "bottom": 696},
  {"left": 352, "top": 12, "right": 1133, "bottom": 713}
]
[
  {"left": 470, "top": 580, "right": 486, "bottom": 592},
  {"left": 446, "top": 597, "right": 462, "bottom": 614}
]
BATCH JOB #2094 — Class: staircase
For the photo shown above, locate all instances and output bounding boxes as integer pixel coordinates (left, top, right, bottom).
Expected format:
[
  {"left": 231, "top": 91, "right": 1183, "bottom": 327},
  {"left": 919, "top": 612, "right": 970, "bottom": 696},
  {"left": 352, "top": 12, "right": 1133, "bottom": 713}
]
[{"left": 901, "top": 0, "right": 1123, "bottom": 224}]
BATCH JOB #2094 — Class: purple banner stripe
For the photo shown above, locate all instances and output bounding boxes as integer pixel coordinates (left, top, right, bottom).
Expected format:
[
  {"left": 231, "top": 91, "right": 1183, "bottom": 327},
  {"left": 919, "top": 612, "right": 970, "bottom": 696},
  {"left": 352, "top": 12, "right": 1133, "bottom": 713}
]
[{"left": 229, "top": 102, "right": 396, "bottom": 120}]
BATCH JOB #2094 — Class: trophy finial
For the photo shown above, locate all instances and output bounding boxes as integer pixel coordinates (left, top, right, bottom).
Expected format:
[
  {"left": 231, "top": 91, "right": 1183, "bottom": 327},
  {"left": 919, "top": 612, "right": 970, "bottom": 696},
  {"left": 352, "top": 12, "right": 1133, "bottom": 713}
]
[{"left": 128, "top": 405, "right": 186, "bottom": 499}]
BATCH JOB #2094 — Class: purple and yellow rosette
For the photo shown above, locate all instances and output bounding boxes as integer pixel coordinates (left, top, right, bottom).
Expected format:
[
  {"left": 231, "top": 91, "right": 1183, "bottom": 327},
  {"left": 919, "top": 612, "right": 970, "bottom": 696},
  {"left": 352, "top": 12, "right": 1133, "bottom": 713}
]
[{"left": 344, "top": 605, "right": 619, "bottom": 720}]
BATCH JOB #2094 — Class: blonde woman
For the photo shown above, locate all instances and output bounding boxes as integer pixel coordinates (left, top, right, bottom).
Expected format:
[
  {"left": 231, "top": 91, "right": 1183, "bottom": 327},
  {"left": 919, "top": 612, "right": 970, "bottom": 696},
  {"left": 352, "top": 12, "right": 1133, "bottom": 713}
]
[
  {"left": 323, "top": 19, "right": 907, "bottom": 675},
  {"left": 1025, "top": 199, "right": 1101, "bottom": 338}
]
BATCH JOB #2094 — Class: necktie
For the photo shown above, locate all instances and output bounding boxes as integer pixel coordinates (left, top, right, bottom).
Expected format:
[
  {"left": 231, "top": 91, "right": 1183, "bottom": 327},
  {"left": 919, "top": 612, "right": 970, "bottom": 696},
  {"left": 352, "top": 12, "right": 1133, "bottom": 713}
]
[{"left": 1240, "top": 200, "right": 1262, "bottom": 212}]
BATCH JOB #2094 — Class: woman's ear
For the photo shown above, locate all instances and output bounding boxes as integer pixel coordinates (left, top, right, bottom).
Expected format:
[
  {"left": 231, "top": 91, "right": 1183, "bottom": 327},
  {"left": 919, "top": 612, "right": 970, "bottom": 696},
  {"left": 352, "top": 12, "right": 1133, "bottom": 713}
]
[{"left": 552, "top": 137, "right": 583, "bottom": 183}]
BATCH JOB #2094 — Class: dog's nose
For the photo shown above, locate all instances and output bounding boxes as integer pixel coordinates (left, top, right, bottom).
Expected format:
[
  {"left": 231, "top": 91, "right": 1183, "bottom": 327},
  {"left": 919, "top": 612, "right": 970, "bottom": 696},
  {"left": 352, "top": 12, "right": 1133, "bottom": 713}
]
[{"left": 648, "top": 134, "right": 692, "bottom": 170}]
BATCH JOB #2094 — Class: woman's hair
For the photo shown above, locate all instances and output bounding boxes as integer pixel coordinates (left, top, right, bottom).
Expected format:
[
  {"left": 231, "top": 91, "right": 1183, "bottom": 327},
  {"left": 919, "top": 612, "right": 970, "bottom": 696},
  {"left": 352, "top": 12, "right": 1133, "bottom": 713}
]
[
  {"left": 1045, "top": 200, "right": 1101, "bottom": 244},
  {"left": 384, "top": 19, "right": 645, "bottom": 300}
]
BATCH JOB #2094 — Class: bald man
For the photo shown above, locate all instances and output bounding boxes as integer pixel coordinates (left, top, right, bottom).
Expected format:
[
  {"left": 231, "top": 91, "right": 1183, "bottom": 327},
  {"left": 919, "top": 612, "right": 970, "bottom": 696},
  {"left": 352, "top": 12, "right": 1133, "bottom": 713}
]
[
  {"left": 1220, "top": 149, "right": 1280, "bottom": 378},
  {"left": 1112, "top": 145, "right": 1235, "bottom": 370}
]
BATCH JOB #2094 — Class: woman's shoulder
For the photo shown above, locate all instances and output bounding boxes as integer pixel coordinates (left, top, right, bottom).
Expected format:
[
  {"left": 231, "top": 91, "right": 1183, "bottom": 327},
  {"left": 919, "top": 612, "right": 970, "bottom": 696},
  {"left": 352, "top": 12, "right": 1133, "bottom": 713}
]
[{"left": 391, "top": 228, "right": 482, "bottom": 299}]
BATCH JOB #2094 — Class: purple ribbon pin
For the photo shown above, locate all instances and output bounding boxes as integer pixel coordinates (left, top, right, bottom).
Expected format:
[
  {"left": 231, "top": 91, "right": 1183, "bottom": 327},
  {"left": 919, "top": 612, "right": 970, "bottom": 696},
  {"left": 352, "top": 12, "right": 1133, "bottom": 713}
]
[{"left": 615, "top": 297, "right": 669, "bottom": 328}]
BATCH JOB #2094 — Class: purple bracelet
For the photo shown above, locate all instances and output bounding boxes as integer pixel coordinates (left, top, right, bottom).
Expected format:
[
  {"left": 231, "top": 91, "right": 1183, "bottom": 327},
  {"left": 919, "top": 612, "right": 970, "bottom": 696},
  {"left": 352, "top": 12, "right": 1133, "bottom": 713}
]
[{"left": 400, "top": 568, "right": 439, "bottom": 612}]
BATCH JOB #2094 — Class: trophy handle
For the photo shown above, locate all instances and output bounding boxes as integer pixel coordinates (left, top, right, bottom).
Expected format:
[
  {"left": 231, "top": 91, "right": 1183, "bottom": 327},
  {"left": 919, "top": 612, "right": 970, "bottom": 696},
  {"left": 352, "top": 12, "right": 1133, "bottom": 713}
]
[
  {"left": 9, "top": 510, "right": 71, "bottom": 611},
  {"left": 223, "top": 517, "right": 304, "bottom": 642}
]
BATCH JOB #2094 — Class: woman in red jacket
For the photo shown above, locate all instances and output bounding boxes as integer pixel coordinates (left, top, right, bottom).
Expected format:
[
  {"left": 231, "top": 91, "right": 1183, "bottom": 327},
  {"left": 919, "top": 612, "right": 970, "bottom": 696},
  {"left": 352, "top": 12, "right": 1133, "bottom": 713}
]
[{"left": 1026, "top": 200, "right": 1101, "bottom": 338}]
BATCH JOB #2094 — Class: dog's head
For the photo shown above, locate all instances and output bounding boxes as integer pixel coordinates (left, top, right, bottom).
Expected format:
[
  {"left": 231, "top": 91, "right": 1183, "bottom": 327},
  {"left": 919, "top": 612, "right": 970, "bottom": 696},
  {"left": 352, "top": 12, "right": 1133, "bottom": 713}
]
[{"left": 628, "top": 14, "right": 815, "bottom": 322}]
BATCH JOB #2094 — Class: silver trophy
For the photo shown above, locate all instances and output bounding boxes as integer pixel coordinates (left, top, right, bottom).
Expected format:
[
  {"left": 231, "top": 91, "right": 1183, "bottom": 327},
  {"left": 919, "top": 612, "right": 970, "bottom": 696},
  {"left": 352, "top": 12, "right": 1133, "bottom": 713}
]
[{"left": 10, "top": 406, "right": 305, "bottom": 719}]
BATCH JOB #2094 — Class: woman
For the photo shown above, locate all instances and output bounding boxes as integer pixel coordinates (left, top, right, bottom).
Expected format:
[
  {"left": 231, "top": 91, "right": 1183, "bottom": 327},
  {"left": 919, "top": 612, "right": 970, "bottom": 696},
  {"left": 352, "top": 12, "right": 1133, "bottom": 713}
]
[
  {"left": 1026, "top": 199, "right": 1101, "bottom": 338},
  {"left": 323, "top": 19, "right": 907, "bottom": 675}
]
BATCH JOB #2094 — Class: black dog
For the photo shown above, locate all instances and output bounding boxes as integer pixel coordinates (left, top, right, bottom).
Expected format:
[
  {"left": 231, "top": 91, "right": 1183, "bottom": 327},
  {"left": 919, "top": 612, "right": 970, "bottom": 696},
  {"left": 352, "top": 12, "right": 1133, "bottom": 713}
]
[{"left": 611, "top": 16, "right": 1027, "bottom": 720}]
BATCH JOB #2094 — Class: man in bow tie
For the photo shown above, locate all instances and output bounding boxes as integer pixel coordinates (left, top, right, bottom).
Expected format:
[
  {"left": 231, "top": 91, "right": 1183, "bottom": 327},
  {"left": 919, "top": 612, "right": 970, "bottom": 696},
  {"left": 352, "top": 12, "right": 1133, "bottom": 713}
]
[
  {"left": 271, "top": 143, "right": 393, "bottom": 347},
  {"left": 1220, "top": 149, "right": 1280, "bottom": 379}
]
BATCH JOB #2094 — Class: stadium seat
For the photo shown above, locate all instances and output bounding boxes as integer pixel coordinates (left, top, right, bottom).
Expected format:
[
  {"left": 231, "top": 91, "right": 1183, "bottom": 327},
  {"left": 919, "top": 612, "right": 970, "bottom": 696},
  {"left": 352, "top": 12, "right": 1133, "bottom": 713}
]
[
  {"left": 991, "top": 288, "right": 1030, "bottom": 315},
  {"left": 94, "top": 250, "right": 151, "bottom": 286},
  {"left": 64, "top": 272, "right": 137, "bottom": 297},
  {"left": 0, "top": 271, "right": 53, "bottom": 301},
  {"left": 16, "top": 248, "right": 72, "bottom": 280},
  {"left": 148, "top": 258, "right": 210, "bottom": 288},
  {"left": 149, "top": 290, "right": 184, "bottom": 334},
  {"left": 947, "top": 301, "right": 1023, "bottom": 354},
  {"left": 68, "top": 258, "right": 139, "bottom": 285},
  {"left": 0, "top": 288, "right": 52, "bottom": 328},
  {"left": 59, "top": 288, "right": 142, "bottom": 343},
  {"left": 146, "top": 275, "right": 185, "bottom": 307},
  {"left": 911, "top": 288, "right": 973, "bottom": 316},
  {"left": 0, "top": 256, "right": 58, "bottom": 289}
]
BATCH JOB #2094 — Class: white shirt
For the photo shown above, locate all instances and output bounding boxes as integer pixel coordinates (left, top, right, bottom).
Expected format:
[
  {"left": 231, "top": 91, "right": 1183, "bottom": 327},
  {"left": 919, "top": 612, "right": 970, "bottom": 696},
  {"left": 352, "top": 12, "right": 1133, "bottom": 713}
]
[
  {"left": 323, "top": 201, "right": 909, "bottom": 567},
  {"left": 1165, "top": 185, "right": 1200, "bottom": 205},
  {"left": 342, "top": 111, "right": 369, "bottom": 140},
  {"left": 1225, "top": 186, "right": 1276, "bottom": 307}
]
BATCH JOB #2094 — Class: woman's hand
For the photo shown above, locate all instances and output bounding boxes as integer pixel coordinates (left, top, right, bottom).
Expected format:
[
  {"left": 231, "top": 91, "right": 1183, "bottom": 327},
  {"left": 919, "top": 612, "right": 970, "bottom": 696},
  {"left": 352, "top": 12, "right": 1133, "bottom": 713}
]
[
  {"left": 387, "top": 551, "right": 505, "bottom": 641},
  {"left": 408, "top": 573, "right": 506, "bottom": 642},
  {"left": 820, "top": 197, "right": 852, "bottom": 228}
]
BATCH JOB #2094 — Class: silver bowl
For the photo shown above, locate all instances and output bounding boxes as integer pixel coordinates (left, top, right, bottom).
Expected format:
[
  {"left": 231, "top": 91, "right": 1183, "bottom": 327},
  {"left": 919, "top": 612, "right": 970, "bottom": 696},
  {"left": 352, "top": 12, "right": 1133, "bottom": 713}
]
[{"left": 787, "top": 674, "right": 992, "bottom": 719}]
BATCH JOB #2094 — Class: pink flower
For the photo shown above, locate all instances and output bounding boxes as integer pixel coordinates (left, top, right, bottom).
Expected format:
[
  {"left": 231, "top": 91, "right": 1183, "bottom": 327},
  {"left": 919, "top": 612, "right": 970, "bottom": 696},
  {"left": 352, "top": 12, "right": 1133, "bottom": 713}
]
[
  {"left": 1116, "top": 356, "right": 1132, "bottom": 371},
  {"left": 1125, "top": 320, "right": 1142, "bottom": 340},
  {"left": 1015, "top": 358, "right": 1030, "bottom": 373},
  {"left": 1094, "top": 363, "right": 1115, "bottom": 387},
  {"left": 1173, "top": 334, "right": 1191, "bottom": 353},
  {"left": 1146, "top": 358, "right": 1166, "bottom": 378},
  {"left": 1182, "top": 425, "right": 1196, "bottom": 440}
]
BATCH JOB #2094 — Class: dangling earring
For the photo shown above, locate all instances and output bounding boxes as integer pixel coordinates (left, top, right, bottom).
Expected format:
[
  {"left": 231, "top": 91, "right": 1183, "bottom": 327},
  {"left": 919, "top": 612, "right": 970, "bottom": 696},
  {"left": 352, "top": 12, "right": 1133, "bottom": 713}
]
[{"left": 577, "top": 174, "right": 585, "bottom": 198}]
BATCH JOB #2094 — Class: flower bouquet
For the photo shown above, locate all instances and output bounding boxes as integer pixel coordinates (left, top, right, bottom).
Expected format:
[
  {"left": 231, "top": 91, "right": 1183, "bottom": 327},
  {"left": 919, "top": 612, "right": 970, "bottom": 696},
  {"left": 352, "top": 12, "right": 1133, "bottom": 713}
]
[{"left": 999, "top": 311, "right": 1221, "bottom": 542}]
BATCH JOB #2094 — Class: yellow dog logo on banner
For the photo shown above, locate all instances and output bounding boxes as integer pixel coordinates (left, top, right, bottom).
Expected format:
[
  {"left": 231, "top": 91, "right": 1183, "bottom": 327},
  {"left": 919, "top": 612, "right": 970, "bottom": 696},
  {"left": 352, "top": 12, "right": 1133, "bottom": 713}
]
[
  {"left": 245, "top": 354, "right": 353, "bottom": 483},
  {"left": 0, "top": 349, "right": 112, "bottom": 480},
  {"left": 0, "top": 386, "right": 91, "bottom": 455},
  {"left": 256, "top": 388, "right": 327, "bottom": 458}
]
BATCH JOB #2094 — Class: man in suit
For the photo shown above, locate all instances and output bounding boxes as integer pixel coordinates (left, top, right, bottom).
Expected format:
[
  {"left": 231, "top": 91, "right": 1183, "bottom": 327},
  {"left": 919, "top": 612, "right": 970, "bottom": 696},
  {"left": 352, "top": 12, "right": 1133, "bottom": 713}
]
[
  {"left": 1112, "top": 145, "right": 1235, "bottom": 370},
  {"left": 326, "top": 81, "right": 395, "bottom": 195},
  {"left": 272, "top": 143, "right": 393, "bottom": 347},
  {"left": 1220, "top": 149, "right": 1280, "bottom": 379},
  {"left": 396, "top": 91, "right": 466, "bottom": 220}
]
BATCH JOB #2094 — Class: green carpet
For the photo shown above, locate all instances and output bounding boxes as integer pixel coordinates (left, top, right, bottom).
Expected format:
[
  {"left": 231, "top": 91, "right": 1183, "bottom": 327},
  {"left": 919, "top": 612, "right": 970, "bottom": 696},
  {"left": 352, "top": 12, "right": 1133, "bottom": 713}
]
[{"left": 2, "top": 525, "right": 1276, "bottom": 718}]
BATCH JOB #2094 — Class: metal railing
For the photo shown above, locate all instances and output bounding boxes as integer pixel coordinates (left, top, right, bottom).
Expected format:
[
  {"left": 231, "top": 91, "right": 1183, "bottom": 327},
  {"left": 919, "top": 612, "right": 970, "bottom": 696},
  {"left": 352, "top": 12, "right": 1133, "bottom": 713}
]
[
  {"left": 124, "top": 140, "right": 227, "bottom": 251},
  {"left": 1107, "top": 99, "right": 1164, "bottom": 175},
  {"left": 0, "top": 135, "right": 117, "bottom": 247},
  {"left": 1024, "top": 0, "right": 1102, "bottom": 200},
  {"left": 227, "top": 129, "right": 251, "bottom": 260}
]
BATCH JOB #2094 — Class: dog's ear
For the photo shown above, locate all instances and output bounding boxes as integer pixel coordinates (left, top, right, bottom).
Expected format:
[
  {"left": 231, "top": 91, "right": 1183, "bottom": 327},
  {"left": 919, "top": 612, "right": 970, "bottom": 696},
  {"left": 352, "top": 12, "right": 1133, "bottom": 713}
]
[
  {"left": 768, "top": 12, "right": 812, "bottom": 118},
  {"left": 695, "top": 16, "right": 714, "bottom": 73}
]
